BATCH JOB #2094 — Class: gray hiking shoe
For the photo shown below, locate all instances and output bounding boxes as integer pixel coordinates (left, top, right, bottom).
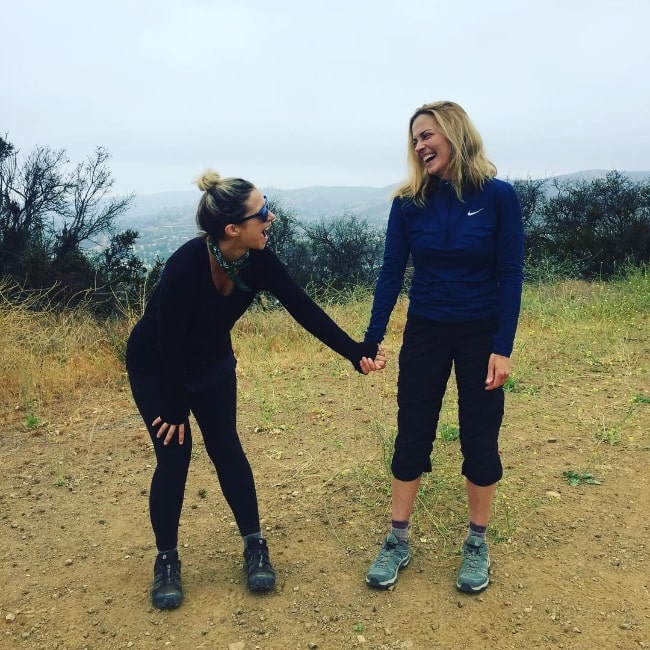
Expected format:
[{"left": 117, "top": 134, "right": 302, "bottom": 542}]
[
  {"left": 366, "top": 533, "right": 411, "bottom": 588},
  {"left": 456, "top": 534, "right": 491, "bottom": 593}
]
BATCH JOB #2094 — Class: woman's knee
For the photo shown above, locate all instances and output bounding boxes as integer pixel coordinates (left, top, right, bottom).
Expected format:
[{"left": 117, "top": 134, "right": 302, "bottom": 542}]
[
  {"left": 461, "top": 455, "right": 503, "bottom": 486},
  {"left": 391, "top": 451, "right": 432, "bottom": 482}
]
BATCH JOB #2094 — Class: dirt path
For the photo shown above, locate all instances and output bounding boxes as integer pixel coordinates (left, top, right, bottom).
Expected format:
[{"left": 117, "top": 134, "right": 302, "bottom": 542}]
[{"left": 2, "top": 366, "right": 649, "bottom": 649}]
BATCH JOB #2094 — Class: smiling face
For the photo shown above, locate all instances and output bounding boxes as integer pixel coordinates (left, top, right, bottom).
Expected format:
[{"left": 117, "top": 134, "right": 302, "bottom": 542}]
[
  {"left": 411, "top": 113, "right": 452, "bottom": 180},
  {"left": 238, "top": 188, "right": 275, "bottom": 250}
]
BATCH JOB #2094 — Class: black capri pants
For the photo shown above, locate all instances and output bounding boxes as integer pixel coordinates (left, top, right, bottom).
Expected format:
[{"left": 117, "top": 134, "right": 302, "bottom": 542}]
[{"left": 392, "top": 314, "right": 504, "bottom": 486}]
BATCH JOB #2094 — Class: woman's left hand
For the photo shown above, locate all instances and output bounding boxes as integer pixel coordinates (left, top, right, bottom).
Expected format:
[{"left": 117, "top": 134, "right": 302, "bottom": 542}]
[
  {"left": 359, "top": 347, "right": 387, "bottom": 374},
  {"left": 485, "top": 353, "right": 511, "bottom": 390},
  {"left": 152, "top": 416, "right": 186, "bottom": 445}
]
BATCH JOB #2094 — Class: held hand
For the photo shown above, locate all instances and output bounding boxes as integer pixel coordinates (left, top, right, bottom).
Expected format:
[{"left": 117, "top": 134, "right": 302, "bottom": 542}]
[
  {"left": 359, "top": 347, "right": 387, "bottom": 374},
  {"left": 152, "top": 416, "right": 186, "bottom": 445},
  {"left": 485, "top": 353, "right": 511, "bottom": 390}
]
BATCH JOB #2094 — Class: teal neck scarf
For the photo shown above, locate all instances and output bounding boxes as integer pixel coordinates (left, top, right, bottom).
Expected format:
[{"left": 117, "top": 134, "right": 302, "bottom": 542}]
[{"left": 208, "top": 239, "right": 251, "bottom": 291}]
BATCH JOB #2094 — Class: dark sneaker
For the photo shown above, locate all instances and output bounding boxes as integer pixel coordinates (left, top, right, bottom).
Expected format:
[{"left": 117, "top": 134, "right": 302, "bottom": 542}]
[
  {"left": 151, "top": 553, "right": 183, "bottom": 609},
  {"left": 456, "top": 534, "right": 491, "bottom": 593},
  {"left": 366, "top": 533, "right": 411, "bottom": 588},
  {"left": 244, "top": 538, "right": 276, "bottom": 592}
]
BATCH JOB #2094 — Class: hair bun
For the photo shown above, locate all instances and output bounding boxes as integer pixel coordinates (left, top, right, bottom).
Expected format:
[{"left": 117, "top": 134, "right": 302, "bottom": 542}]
[{"left": 197, "top": 170, "right": 222, "bottom": 192}]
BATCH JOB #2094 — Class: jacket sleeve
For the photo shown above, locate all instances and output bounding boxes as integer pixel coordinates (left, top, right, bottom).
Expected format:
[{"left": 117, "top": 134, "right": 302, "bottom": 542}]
[
  {"left": 256, "top": 250, "right": 378, "bottom": 371},
  {"left": 493, "top": 183, "right": 524, "bottom": 357},
  {"left": 365, "top": 198, "right": 410, "bottom": 344}
]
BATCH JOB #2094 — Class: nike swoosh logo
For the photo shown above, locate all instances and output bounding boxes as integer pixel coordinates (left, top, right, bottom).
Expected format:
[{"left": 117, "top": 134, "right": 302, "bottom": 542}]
[{"left": 467, "top": 208, "right": 484, "bottom": 216}]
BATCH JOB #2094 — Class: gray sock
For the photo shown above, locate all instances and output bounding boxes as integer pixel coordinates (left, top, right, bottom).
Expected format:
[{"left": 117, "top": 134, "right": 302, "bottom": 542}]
[
  {"left": 468, "top": 522, "right": 487, "bottom": 540},
  {"left": 242, "top": 531, "right": 263, "bottom": 548},
  {"left": 391, "top": 520, "right": 409, "bottom": 543}
]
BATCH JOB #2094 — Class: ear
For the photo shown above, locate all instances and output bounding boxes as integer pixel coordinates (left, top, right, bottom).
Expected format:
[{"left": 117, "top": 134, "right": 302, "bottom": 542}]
[{"left": 223, "top": 223, "right": 241, "bottom": 238}]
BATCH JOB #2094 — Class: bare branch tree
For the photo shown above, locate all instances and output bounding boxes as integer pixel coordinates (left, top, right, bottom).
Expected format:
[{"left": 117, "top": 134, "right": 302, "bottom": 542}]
[
  {"left": 0, "top": 143, "right": 69, "bottom": 277},
  {"left": 0, "top": 136, "right": 140, "bottom": 307},
  {"left": 53, "top": 146, "right": 134, "bottom": 263}
]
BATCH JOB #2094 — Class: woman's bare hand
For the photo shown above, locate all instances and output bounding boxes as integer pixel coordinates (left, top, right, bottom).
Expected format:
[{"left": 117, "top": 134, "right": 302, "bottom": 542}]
[
  {"left": 359, "top": 347, "right": 387, "bottom": 374},
  {"left": 485, "top": 353, "right": 511, "bottom": 390},
  {"left": 152, "top": 416, "right": 186, "bottom": 445}
]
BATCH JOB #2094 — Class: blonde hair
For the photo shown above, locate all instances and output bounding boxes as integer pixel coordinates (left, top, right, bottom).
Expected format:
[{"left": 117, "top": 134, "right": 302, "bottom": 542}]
[
  {"left": 393, "top": 101, "right": 497, "bottom": 205},
  {"left": 195, "top": 170, "right": 254, "bottom": 239}
]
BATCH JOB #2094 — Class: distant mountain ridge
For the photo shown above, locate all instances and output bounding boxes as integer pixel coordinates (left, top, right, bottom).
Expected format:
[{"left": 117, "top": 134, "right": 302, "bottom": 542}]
[
  {"left": 124, "top": 183, "right": 398, "bottom": 225},
  {"left": 119, "top": 170, "right": 650, "bottom": 264},
  {"left": 124, "top": 169, "right": 650, "bottom": 224}
]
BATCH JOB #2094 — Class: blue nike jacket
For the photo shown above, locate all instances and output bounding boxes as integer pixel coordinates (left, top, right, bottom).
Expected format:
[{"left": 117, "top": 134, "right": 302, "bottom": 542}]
[{"left": 365, "top": 178, "right": 524, "bottom": 357}]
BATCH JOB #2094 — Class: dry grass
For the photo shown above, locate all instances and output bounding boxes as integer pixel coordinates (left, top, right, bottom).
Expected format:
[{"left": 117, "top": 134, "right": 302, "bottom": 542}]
[
  {"left": 0, "top": 283, "right": 129, "bottom": 424},
  {"left": 2, "top": 270, "right": 648, "bottom": 507}
]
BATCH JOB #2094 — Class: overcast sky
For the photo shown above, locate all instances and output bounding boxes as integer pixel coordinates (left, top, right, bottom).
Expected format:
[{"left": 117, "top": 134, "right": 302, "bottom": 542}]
[{"left": 3, "top": 0, "right": 649, "bottom": 196}]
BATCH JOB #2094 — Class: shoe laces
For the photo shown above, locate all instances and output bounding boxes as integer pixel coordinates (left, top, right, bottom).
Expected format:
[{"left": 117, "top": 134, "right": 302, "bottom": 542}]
[
  {"left": 165, "top": 563, "right": 180, "bottom": 579},
  {"left": 374, "top": 539, "right": 402, "bottom": 568},
  {"left": 157, "top": 559, "right": 181, "bottom": 583},
  {"left": 246, "top": 540, "right": 272, "bottom": 571},
  {"left": 462, "top": 541, "right": 486, "bottom": 570},
  {"left": 252, "top": 549, "right": 270, "bottom": 568}
]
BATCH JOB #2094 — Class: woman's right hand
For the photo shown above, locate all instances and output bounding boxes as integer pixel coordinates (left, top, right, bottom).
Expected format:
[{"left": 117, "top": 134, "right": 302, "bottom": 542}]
[
  {"left": 152, "top": 417, "right": 186, "bottom": 445},
  {"left": 359, "top": 346, "right": 387, "bottom": 374}
]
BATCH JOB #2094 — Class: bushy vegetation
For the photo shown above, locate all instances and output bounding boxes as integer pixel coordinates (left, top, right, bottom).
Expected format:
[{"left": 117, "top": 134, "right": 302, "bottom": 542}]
[
  {"left": 270, "top": 171, "right": 650, "bottom": 298},
  {"left": 2, "top": 133, "right": 650, "bottom": 317},
  {"left": 0, "top": 135, "right": 150, "bottom": 313},
  {"left": 513, "top": 171, "right": 650, "bottom": 282},
  {"left": 267, "top": 200, "right": 385, "bottom": 298}
]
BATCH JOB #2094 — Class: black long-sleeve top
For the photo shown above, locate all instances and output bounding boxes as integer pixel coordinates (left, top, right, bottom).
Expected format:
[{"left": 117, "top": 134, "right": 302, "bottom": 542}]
[{"left": 126, "top": 237, "right": 376, "bottom": 424}]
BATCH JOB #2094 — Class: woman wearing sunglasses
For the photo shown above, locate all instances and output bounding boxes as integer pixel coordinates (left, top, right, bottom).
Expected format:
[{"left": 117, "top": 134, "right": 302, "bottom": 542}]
[{"left": 126, "top": 169, "right": 385, "bottom": 610}]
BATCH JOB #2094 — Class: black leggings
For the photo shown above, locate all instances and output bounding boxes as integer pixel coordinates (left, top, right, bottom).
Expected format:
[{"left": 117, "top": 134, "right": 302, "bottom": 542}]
[
  {"left": 393, "top": 314, "right": 504, "bottom": 486},
  {"left": 128, "top": 368, "right": 260, "bottom": 551}
]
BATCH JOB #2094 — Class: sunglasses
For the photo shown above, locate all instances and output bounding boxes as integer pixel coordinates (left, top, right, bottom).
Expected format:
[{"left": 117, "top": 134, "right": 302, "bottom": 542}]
[{"left": 239, "top": 196, "right": 270, "bottom": 223}]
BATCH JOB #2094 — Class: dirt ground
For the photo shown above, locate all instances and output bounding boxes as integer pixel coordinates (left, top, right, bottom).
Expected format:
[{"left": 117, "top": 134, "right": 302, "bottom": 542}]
[{"left": 2, "top": 336, "right": 649, "bottom": 650}]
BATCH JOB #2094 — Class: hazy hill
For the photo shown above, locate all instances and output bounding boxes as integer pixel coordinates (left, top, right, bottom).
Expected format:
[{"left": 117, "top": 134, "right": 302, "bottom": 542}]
[
  {"left": 549, "top": 169, "right": 650, "bottom": 183},
  {"left": 266, "top": 184, "right": 398, "bottom": 222},
  {"left": 124, "top": 184, "right": 398, "bottom": 224},
  {"left": 124, "top": 169, "right": 650, "bottom": 224},
  {"left": 119, "top": 184, "right": 399, "bottom": 263},
  {"left": 118, "top": 170, "right": 650, "bottom": 264}
]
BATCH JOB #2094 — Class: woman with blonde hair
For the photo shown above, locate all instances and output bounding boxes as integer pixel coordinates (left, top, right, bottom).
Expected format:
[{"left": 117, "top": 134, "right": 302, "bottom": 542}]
[
  {"left": 126, "top": 170, "right": 385, "bottom": 609},
  {"left": 364, "top": 101, "right": 524, "bottom": 593}
]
